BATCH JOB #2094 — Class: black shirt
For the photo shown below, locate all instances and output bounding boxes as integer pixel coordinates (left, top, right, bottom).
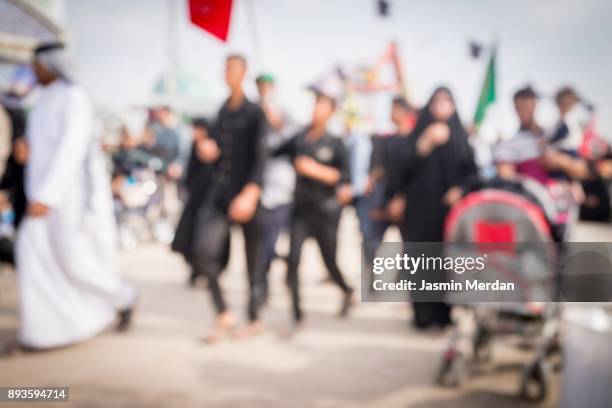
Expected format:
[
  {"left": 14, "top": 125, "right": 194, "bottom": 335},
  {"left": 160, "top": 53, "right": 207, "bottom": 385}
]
[
  {"left": 387, "top": 134, "right": 412, "bottom": 202},
  {"left": 209, "top": 97, "right": 266, "bottom": 208},
  {"left": 370, "top": 133, "right": 411, "bottom": 204},
  {"left": 276, "top": 127, "right": 350, "bottom": 210}
]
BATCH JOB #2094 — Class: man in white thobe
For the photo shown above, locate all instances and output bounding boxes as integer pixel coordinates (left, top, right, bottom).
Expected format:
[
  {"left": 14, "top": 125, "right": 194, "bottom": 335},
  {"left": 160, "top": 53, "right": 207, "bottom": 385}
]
[{"left": 15, "top": 42, "right": 136, "bottom": 349}]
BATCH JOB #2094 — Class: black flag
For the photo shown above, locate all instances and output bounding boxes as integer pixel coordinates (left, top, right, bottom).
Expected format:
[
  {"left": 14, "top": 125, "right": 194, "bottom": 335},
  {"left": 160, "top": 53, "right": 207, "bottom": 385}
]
[
  {"left": 377, "top": 0, "right": 390, "bottom": 17},
  {"left": 469, "top": 41, "right": 483, "bottom": 59}
]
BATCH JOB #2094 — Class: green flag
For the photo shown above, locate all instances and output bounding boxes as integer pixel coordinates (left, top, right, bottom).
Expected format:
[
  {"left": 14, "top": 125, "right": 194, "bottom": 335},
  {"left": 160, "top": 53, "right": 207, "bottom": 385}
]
[{"left": 473, "top": 50, "right": 496, "bottom": 128}]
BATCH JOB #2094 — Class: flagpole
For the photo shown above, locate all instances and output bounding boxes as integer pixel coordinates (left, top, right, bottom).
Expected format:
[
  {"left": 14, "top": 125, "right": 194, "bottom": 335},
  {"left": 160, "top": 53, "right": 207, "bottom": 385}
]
[
  {"left": 493, "top": 35, "right": 500, "bottom": 141},
  {"left": 244, "top": 0, "right": 263, "bottom": 70},
  {"left": 166, "top": 0, "right": 178, "bottom": 111}
]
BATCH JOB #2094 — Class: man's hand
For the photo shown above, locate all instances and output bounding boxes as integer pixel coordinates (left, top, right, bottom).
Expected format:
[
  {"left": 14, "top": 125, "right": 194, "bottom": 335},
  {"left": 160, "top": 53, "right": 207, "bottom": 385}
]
[
  {"left": 111, "top": 175, "right": 124, "bottom": 197},
  {"left": 196, "top": 139, "right": 221, "bottom": 163},
  {"left": 0, "top": 192, "right": 10, "bottom": 210},
  {"left": 364, "top": 171, "right": 382, "bottom": 196},
  {"left": 497, "top": 162, "right": 517, "bottom": 180},
  {"left": 228, "top": 184, "right": 260, "bottom": 223},
  {"left": 294, "top": 156, "right": 320, "bottom": 178},
  {"left": 261, "top": 103, "right": 284, "bottom": 132},
  {"left": 541, "top": 147, "right": 590, "bottom": 180},
  {"left": 597, "top": 160, "right": 612, "bottom": 179},
  {"left": 13, "top": 138, "right": 28, "bottom": 165},
  {"left": 294, "top": 156, "right": 341, "bottom": 185},
  {"left": 27, "top": 201, "right": 50, "bottom": 218},
  {"left": 386, "top": 195, "right": 406, "bottom": 223},
  {"left": 167, "top": 162, "right": 183, "bottom": 180},
  {"left": 336, "top": 184, "right": 353, "bottom": 206},
  {"left": 540, "top": 148, "right": 567, "bottom": 171}
]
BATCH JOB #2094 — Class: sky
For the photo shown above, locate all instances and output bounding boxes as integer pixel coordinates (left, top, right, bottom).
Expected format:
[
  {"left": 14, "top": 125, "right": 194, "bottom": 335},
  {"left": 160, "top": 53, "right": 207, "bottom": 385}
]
[{"left": 63, "top": 0, "right": 612, "bottom": 136}]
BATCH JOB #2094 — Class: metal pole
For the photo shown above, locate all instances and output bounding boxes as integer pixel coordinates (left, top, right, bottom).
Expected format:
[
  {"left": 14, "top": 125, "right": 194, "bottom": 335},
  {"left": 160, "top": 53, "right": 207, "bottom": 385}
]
[
  {"left": 244, "top": 0, "right": 263, "bottom": 70},
  {"left": 166, "top": 0, "right": 178, "bottom": 110}
]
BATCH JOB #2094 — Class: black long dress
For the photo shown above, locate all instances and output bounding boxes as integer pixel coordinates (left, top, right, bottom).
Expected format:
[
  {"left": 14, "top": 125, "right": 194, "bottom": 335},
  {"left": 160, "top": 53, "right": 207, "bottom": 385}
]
[
  {"left": 397, "top": 87, "right": 478, "bottom": 328},
  {"left": 171, "top": 142, "right": 215, "bottom": 261}
]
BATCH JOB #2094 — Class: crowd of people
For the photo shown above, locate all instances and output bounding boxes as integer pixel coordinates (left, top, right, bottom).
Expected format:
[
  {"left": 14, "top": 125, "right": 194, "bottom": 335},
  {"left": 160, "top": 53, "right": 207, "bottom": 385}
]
[{"left": 1, "top": 40, "right": 611, "bottom": 351}]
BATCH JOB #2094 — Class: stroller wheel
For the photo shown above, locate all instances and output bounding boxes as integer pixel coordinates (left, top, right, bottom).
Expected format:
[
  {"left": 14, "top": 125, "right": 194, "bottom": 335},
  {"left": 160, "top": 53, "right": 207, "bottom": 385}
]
[
  {"left": 520, "top": 361, "right": 549, "bottom": 401},
  {"left": 436, "top": 350, "right": 466, "bottom": 388}
]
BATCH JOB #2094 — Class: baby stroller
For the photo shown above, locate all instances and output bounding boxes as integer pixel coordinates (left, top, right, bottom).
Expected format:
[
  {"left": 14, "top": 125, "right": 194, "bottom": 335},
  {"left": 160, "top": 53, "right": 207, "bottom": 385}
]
[
  {"left": 436, "top": 183, "right": 575, "bottom": 401},
  {"left": 113, "top": 150, "right": 174, "bottom": 250}
]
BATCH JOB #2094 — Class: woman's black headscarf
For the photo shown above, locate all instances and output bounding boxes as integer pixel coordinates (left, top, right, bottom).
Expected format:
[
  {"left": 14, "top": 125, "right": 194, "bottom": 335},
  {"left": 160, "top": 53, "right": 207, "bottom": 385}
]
[
  {"left": 411, "top": 87, "right": 472, "bottom": 162},
  {"left": 183, "top": 117, "right": 212, "bottom": 194}
]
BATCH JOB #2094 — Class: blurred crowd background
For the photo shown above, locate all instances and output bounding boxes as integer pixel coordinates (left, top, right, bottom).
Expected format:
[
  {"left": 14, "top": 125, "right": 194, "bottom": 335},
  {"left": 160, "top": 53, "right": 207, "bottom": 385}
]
[{"left": 1, "top": 1, "right": 612, "bottom": 407}]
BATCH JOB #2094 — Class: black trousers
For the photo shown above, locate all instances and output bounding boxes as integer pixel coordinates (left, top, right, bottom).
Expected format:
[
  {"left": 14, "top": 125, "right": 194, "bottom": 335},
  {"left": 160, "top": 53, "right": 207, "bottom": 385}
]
[
  {"left": 191, "top": 202, "right": 263, "bottom": 322},
  {"left": 0, "top": 237, "right": 14, "bottom": 266},
  {"left": 259, "top": 203, "right": 292, "bottom": 301},
  {"left": 286, "top": 206, "right": 351, "bottom": 322},
  {"left": 405, "top": 243, "right": 452, "bottom": 329}
]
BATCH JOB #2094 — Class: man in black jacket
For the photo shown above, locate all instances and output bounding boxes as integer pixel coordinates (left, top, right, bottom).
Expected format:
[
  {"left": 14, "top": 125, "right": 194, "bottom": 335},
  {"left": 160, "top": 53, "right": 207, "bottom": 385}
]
[{"left": 186, "top": 54, "right": 266, "bottom": 342}]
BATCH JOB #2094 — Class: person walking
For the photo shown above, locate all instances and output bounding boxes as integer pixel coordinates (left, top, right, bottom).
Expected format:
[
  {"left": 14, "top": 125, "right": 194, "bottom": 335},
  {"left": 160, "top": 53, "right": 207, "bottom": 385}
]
[
  {"left": 185, "top": 55, "right": 266, "bottom": 342},
  {"left": 254, "top": 73, "right": 296, "bottom": 305},
  {"left": 15, "top": 42, "right": 137, "bottom": 350},
  {"left": 275, "top": 80, "right": 355, "bottom": 332}
]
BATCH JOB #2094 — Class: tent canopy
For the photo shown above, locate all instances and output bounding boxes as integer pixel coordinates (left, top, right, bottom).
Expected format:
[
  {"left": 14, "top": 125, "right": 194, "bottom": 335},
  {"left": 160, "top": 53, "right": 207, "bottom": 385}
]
[{"left": 0, "top": 0, "right": 64, "bottom": 63}]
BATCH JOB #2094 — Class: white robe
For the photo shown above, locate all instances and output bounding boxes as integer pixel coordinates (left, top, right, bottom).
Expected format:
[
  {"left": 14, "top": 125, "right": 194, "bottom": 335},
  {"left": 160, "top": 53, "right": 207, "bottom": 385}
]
[{"left": 16, "top": 80, "right": 134, "bottom": 349}]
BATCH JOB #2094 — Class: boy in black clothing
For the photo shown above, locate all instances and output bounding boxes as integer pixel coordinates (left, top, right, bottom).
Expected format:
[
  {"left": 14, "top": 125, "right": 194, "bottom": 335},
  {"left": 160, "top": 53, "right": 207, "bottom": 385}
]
[
  {"left": 186, "top": 55, "right": 266, "bottom": 342},
  {"left": 275, "top": 87, "right": 355, "bottom": 331}
]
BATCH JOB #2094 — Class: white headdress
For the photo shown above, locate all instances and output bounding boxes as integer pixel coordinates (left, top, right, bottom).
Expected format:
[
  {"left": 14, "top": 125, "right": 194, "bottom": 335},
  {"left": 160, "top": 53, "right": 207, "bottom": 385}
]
[{"left": 34, "top": 43, "right": 76, "bottom": 83}]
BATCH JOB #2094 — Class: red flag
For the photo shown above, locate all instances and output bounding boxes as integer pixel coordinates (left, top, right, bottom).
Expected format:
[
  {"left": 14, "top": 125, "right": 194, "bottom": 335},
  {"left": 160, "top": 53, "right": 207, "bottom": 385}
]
[
  {"left": 579, "top": 114, "right": 609, "bottom": 160},
  {"left": 189, "top": 0, "right": 234, "bottom": 42}
]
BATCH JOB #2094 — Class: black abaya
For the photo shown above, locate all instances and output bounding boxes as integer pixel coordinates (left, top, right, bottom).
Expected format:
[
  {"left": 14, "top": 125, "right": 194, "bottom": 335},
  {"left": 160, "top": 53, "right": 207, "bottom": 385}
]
[
  {"left": 171, "top": 143, "right": 215, "bottom": 260},
  {"left": 397, "top": 87, "right": 478, "bottom": 328}
]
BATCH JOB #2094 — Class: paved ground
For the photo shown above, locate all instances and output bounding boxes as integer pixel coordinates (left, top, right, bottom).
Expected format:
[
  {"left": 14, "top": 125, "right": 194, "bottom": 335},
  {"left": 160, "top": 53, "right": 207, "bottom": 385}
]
[{"left": 0, "top": 212, "right": 610, "bottom": 407}]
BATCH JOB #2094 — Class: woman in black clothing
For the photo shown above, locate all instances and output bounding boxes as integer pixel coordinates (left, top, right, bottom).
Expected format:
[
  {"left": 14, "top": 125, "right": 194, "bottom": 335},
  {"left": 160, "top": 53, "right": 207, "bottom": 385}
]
[
  {"left": 396, "top": 87, "right": 478, "bottom": 329},
  {"left": 172, "top": 118, "right": 221, "bottom": 284}
]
